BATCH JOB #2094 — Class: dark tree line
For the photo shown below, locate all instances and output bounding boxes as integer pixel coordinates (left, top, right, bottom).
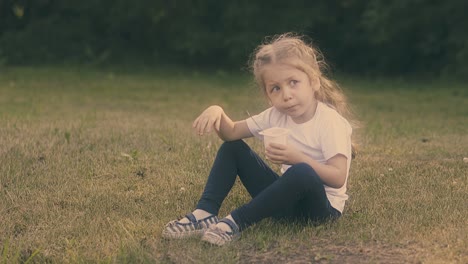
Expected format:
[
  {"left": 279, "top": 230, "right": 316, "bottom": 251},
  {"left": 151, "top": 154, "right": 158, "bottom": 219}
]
[{"left": 1, "top": 0, "right": 467, "bottom": 76}]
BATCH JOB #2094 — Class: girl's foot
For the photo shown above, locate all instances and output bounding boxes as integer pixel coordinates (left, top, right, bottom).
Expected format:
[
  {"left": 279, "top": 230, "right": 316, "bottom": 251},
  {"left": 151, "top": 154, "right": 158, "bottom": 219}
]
[
  {"left": 162, "top": 212, "right": 218, "bottom": 239},
  {"left": 201, "top": 216, "right": 240, "bottom": 246},
  {"left": 177, "top": 209, "right": 213, "bottom": 224}
]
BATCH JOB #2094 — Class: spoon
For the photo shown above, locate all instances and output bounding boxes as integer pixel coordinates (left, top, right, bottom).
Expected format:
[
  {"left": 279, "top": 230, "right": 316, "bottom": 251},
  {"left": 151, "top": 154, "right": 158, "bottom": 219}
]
[{"left": 246, "top": 110, "right": 264, "bottom": 131}]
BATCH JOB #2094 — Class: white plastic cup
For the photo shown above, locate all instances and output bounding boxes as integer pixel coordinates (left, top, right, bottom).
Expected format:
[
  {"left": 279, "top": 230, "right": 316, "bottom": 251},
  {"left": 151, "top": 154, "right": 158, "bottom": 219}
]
[{"left": 259, "top": 127, "right": 290, "bottom": 148}]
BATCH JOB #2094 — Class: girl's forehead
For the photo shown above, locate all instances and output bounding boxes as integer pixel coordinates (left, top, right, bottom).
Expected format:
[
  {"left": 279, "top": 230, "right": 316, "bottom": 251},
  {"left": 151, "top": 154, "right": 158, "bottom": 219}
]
[{"left": 261, "top": 63, "right": 306, "bottom": 82}]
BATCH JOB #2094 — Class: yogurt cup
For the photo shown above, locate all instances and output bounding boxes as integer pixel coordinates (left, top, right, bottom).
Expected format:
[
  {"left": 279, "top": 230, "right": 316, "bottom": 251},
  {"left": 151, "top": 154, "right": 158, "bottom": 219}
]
[{"left": 259, "top": 127, "right": 290, "bottom": 148}]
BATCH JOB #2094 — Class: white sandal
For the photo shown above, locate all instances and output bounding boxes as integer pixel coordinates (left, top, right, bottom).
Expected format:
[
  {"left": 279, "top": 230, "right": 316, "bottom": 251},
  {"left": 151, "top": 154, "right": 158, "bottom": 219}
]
[
  {"left": 162, "top": 213, "right": 218, "bottom": 239},
  {"left": 201, "top": 218, "right": 240, "bottom": 246}
]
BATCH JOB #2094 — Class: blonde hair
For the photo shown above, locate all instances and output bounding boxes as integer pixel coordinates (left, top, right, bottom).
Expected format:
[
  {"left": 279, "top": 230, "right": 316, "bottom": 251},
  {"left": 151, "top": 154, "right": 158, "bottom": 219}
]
[{"left": 250, "top": 33, "right": 359, "bottom": 157}]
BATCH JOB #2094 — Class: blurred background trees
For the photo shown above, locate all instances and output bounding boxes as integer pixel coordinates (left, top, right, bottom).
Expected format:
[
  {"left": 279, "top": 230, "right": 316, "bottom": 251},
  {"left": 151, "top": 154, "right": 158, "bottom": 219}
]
[{"left": 1, "top": 0, "right": 467, "bottom": 76}]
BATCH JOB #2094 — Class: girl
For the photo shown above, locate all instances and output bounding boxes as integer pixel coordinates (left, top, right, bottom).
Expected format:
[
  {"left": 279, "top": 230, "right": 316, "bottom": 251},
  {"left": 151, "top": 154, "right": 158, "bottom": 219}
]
[{"left": 162, "top": 33, "right": 356, "bottom": 246}]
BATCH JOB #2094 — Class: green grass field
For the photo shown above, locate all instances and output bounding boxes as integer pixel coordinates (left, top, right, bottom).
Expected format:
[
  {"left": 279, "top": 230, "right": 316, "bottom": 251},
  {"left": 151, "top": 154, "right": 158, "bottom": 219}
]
[{"left": 0, "top": 66, "right": 467, "bottom": 263}]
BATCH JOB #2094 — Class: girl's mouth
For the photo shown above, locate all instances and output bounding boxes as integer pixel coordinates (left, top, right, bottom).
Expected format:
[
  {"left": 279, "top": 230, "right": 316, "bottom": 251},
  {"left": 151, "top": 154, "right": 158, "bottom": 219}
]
[{"left": 286, "top": 105, "right": 298, "bottom": 111}]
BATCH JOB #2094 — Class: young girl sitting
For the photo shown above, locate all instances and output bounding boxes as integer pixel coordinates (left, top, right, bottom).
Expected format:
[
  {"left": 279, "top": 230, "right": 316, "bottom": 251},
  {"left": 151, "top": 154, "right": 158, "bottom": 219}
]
[{"left": 162, "top": 33, "right": 356, "bottom": 246}]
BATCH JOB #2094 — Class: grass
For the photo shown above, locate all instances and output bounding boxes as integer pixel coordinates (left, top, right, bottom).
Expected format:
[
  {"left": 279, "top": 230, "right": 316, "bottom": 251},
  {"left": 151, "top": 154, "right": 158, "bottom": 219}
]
[{"left": 0, "top": 66, "right": 467, "bottom": 263}]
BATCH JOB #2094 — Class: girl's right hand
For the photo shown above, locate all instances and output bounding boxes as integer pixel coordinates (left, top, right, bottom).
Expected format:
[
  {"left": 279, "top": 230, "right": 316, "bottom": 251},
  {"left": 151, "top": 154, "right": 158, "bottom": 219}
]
[{"left": 192, "top": 105, "right": 223, "bottom": 135}]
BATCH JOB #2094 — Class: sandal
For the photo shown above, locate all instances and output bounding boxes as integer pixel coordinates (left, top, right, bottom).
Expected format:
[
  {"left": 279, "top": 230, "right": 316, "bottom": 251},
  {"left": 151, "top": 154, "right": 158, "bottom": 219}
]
[
  {"left": 201, "top": 217, "right": 240, "bottom": 246},
  {"left": 162, "top": 213, "right": 218, "bottom": 239}
]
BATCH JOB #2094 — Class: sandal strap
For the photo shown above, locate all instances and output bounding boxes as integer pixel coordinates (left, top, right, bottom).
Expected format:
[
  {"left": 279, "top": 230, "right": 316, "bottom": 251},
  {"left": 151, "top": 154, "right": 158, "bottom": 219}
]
[
  {"left": 183, "top": 213, "right": 200, "bottom": 229},
  {"left": 199, "top": 214, "right": 218, "bottom": 224},
  {"left": 178, "top": 213, "right": 218, "bottom": 229},
  {"left": 185, "top": 213, "right": 197, "bottom": 223},
  {"left": 219, "top": 218, "right": 239, "bottom": 234}
]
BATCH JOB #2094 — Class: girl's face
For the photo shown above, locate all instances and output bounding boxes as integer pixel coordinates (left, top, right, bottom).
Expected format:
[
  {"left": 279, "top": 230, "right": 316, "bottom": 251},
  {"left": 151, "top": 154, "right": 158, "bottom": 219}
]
[{"left": 262, "top": 63, "right": 319, "bottom": 124}]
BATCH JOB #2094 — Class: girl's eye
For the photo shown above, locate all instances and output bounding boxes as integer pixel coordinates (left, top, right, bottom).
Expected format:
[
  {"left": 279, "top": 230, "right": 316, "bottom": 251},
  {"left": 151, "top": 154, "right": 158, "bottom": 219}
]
[
  {"left": 290, "top": 80, "right": 298, "bottom": 86},
  {"left": 271, "top": 86, "right": 280, "bottom": 93}
]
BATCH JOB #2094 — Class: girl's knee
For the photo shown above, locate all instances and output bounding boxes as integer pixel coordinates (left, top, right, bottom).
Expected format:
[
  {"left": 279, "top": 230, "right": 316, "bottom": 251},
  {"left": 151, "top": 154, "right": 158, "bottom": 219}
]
[
  {"left": 219, "top": 140, "right": 247, "bottom": 152},
  {"left": 284, "top": 163, "right": 321, "bottom": 184},
  {"left": 290, "top": 163, "right": 316, "bottom": 175}
]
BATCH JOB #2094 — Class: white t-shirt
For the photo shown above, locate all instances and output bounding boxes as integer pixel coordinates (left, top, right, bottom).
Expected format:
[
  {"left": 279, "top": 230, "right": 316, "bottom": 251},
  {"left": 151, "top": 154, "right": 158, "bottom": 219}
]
[{"left": 246, "top": 101, "right": 352, "bottom": 213}]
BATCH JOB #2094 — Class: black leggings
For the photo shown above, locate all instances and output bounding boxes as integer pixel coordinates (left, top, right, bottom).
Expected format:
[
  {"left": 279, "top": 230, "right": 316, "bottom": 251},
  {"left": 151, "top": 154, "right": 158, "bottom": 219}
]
[{"left": 196, "top": 140, "right": 341, "bottom": 231}]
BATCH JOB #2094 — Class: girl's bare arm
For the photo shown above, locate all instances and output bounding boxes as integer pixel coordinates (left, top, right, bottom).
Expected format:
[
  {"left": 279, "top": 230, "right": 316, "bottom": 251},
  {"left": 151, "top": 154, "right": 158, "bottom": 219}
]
[{"left": 192, "top": 105, "right": 253, "bottom": 141}]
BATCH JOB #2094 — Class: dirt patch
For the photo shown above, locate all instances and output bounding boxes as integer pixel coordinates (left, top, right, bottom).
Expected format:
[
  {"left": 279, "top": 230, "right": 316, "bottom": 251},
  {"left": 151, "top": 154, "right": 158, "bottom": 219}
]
[{"left": 239, "top": 238, "right": 423, "bottom": 264}]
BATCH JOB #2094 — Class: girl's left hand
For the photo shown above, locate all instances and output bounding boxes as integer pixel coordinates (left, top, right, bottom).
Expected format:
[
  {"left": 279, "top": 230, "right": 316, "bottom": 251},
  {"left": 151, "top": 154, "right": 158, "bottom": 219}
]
[{"left": 265, "top": 143, "right": 305, "bottom": 165}]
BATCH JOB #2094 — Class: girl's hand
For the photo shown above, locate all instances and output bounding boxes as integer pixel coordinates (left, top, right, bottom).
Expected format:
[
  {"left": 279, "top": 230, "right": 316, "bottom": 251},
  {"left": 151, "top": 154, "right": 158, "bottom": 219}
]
[
  {"left": 192, "top": 105, "right": 223, "bottom": 135},
  {"left": 265, "top": 143, "right": 305, "bottom": 165}
]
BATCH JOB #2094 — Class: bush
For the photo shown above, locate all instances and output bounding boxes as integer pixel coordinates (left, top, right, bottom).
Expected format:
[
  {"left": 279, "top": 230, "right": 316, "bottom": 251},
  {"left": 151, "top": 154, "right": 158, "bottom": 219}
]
[{"left": 0, "top": 0, "right": 467, "bottom": 76}]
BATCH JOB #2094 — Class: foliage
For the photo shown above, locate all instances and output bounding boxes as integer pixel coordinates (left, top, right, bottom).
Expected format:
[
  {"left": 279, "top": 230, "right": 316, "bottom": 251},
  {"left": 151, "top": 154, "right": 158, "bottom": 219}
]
[{"left": 0, "top": 0, "right": 467, "bottom": 76}]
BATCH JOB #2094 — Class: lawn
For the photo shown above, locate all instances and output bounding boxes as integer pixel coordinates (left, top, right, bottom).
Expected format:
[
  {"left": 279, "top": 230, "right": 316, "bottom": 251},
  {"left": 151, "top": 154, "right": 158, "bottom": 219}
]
[{"left": 0, "top": 66, "right": 467, "bottom": 263}]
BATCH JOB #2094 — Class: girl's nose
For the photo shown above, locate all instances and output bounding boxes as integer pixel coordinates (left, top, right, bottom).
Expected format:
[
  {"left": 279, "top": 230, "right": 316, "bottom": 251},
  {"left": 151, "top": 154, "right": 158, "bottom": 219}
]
[{"left": 282, "top": 87, "right": 292, "bottom": 101}]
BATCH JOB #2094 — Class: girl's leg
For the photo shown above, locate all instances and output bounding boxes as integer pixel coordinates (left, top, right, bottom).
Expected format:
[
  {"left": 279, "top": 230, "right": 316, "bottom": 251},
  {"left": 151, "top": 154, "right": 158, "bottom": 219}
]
[
  {"left": 231, "top": 163, "right": 341, "bottom": 231},
  {"left": 162, "top": 140, "right": 277, "bottom": 239},
  {"left": 196, "top": 140, "right": 279, "bottom": 215}
]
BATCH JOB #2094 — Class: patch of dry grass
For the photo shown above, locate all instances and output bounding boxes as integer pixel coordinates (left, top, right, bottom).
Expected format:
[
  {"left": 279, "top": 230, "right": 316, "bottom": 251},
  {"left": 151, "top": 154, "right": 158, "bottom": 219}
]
[{"left": 0, "top": 67, "right": 467, "bottom": 263}]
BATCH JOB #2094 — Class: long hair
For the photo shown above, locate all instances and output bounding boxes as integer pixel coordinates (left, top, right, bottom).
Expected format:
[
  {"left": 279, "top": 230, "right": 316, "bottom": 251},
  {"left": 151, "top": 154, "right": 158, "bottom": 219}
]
[{"left": 250, "top": 33, "right": 359, "bottom": 157}]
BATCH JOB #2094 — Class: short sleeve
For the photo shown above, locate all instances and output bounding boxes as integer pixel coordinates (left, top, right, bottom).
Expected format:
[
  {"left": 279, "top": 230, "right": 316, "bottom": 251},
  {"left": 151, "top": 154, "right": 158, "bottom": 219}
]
[
  {"left": 246, "top": 107, "right": 274, "bottom": 138},
  {"left": 321, "top": 115, "right": 352, "bottom": 161}
]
